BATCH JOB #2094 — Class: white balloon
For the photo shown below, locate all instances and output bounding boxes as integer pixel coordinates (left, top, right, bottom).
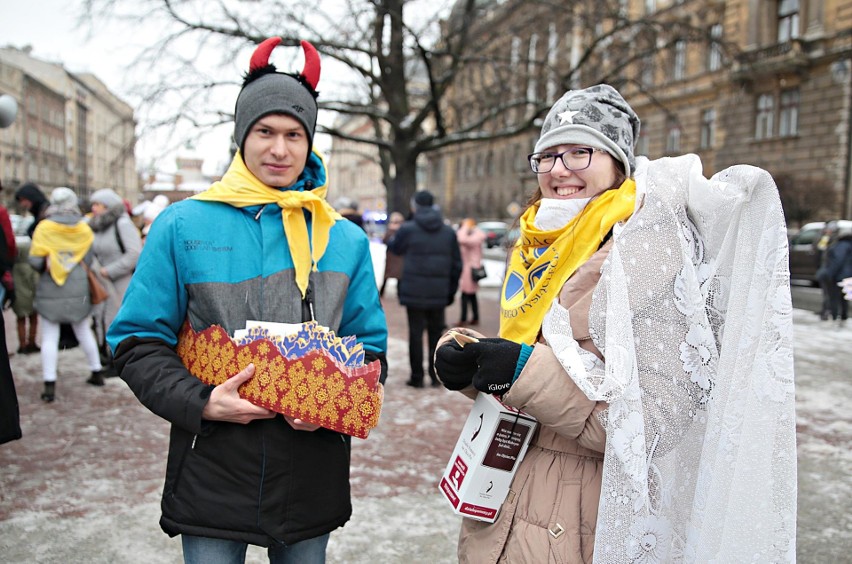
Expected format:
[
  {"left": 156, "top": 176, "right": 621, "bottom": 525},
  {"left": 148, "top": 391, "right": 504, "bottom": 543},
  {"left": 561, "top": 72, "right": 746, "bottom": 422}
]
[{"left": 0, "top": 94, "right": 18, "bottom": 128}]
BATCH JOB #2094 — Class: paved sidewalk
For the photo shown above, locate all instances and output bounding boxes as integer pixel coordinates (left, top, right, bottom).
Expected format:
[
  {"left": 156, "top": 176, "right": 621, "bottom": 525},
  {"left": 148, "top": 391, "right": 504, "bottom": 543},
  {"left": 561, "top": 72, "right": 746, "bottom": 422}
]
[
  {"left": 0, "top": 289, "right": 501, "bottom": 564},
  {"left": 1, "top": 293, "right": 850, "bottom": 562}
]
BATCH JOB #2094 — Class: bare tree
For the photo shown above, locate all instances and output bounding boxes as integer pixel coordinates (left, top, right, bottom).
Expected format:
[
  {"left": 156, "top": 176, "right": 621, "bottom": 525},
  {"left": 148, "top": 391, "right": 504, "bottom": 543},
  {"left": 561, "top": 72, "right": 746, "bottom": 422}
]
[
  {"left": 82, "top": 0, "right": 733, "bottom": 212},
  {"left": 776, "top": 174, "right": 838, "bottom": 228}
]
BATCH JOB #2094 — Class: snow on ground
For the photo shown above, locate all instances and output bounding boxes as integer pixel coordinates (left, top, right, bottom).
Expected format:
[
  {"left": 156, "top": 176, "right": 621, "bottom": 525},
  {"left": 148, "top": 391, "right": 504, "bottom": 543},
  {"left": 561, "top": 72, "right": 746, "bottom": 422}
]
[{"left": 0, "top": 243, "right": 848, "bottom": 562}]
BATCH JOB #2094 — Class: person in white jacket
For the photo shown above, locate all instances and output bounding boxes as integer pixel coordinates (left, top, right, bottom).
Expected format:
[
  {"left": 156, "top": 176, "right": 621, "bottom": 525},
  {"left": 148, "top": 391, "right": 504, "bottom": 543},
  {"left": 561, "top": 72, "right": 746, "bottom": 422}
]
[{"left": 88, "top": 188, "right": 142, "bottom": 371}]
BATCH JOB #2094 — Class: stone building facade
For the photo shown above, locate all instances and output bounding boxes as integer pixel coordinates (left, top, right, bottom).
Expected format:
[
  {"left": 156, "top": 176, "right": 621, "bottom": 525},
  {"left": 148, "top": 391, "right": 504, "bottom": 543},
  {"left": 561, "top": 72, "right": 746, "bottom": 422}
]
[
  {"left": 326, "top": 115, "right": 389, "bottom": 220},
  {"left": 0, "top": 46, "right": 138, "bottom": 206},
  {"left": 425, "top": 0, "right": 852, "bottom": 225}
]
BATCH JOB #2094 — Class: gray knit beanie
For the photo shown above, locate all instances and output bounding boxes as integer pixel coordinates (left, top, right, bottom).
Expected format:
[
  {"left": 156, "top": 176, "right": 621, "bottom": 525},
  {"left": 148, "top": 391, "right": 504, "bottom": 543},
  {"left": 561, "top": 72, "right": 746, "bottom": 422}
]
[
  {"left": 233, "top": 38, "right": 321, "bottom": 156},
  {"left": 90, "top": 188, "right": 124, "bottom": 211},
  {"left": 48, "top": 187, "right": 80, "bottom": 216},
  {"left": 535, "top": 84, "right": 640, "bottom": 177}
]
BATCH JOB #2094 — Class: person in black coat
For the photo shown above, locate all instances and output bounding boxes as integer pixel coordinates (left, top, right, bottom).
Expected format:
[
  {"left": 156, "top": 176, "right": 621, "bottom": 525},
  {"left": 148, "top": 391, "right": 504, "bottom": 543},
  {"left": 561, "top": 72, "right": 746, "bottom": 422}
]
[
  {"left": 819, "top": 232, "right": 852, "bottom": 324},
  {"left": 388, "top": 190, "right": 462, "bottom": 387},
  {"left": 13, "top": 182, "right": 48, "bottom": 353}
]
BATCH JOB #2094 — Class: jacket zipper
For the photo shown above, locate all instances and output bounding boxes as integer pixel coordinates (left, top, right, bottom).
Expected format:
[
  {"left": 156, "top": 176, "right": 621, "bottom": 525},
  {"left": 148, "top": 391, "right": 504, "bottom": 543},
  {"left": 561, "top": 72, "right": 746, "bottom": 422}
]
[{"left": 302, "top": 281, "right": 315, "bottom": 322}]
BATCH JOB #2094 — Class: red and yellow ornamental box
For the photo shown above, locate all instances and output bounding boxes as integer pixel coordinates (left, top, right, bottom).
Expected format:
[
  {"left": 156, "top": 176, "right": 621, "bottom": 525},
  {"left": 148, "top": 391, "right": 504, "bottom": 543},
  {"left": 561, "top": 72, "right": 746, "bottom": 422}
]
[{"left": 175, "top": 321, "right": 382, "bottom": 439}]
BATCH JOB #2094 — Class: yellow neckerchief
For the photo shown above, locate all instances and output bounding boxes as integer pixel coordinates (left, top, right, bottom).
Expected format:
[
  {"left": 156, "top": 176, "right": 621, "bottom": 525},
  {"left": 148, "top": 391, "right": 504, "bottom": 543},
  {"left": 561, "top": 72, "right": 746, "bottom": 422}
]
[
  {"left": 500, "top": 179, "right": 636, "bottom": 344},
  {"left": 29, "top": 219, "right": 94, "bottom": 286},
  {"left": 192, "top": 150, "right": 342, "bottom": 298}
]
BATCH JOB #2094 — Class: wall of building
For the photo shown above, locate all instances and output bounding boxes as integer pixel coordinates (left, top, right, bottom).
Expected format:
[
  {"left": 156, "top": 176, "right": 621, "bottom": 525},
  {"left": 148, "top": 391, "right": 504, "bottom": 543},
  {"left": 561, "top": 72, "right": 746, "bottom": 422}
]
[
  {"left": 0, "top": 47, "right": 138, "bottom": 206},
  {"left": 423, "top": 0, "right": 852, "bottom": 224}
]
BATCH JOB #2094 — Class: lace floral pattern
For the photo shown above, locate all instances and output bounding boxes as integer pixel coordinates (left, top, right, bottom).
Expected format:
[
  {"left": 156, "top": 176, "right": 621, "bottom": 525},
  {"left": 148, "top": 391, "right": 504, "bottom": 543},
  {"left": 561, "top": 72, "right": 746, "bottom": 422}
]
[{"left": 543, "top": 155, "right": 796, "bottom": 562}]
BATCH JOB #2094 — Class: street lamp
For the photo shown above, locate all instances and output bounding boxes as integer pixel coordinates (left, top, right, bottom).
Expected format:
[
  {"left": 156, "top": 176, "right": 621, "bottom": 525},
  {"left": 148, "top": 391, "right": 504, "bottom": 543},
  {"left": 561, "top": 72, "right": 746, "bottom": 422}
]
[{"left": 0, "top": 94, "right": 17, "bottom": 129}]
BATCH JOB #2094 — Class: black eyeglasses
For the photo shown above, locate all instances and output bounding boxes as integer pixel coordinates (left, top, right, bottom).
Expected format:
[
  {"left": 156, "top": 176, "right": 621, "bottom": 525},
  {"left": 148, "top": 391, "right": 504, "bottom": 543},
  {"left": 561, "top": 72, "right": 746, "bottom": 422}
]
[{"left": 527, "top": 147, "right": 601, "bottom": 174}]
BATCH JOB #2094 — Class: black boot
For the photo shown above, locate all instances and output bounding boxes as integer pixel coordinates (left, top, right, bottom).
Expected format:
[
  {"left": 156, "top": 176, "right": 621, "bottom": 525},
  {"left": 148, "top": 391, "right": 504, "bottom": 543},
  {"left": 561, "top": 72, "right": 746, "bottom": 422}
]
[
  {"left": 86, "top": 370, "right": 105, "bottom": 386},
  {"left": 40, "top": 381, "right": 55, "bottom": 402}
]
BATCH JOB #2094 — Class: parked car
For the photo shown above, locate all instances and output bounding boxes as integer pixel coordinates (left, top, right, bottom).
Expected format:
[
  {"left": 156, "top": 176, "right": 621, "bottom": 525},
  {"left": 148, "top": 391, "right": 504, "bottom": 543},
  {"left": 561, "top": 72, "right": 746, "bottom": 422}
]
[
  {"left": 788, "top": 220, "right": 852, "bottom": 285},
  {"left": 506, "top": 226, "right": 520, "bottom": 248},
  {"left": 478, "top": 221, "right": 509, "bottom": 248}
]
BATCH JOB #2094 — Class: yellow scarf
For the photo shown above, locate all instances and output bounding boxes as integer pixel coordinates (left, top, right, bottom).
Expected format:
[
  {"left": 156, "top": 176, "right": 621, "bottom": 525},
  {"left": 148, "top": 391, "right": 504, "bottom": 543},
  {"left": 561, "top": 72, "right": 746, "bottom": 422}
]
[
  {"left": 29, "top": 219, "right": 94, "bottom": 286},
  {"left": 500, "top": 179, "right": 636, "bottom": 344},
  {"left": 192, "top": 151, "right": 341, "bottom": 298}
]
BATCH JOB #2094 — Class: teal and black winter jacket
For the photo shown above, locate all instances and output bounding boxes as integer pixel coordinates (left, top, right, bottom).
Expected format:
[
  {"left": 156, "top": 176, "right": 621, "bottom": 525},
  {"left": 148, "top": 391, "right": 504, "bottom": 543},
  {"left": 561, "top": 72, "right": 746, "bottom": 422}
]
[{"left": 107, "top": 152, "right": 388, "bottom": 546}]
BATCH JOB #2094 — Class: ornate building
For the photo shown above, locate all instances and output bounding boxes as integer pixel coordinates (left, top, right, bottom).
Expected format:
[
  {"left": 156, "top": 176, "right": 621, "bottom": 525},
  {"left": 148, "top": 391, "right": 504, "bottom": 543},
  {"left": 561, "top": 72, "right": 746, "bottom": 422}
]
[
  {"left": 326, "top": 115, "right": 390, "bottom": 221},
  {"left": 0, "top": 46, "right": 138, "bottom": 205},
  {"left": 424, "top": 0, "right": 852, "bottom": 225}
]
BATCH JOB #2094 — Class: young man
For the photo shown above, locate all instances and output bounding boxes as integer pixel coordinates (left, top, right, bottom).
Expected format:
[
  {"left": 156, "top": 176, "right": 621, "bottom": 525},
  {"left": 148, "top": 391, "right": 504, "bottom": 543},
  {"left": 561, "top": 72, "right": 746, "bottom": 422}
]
[{"left": 108, "top": 37, "right": 387, "bottom": 563}]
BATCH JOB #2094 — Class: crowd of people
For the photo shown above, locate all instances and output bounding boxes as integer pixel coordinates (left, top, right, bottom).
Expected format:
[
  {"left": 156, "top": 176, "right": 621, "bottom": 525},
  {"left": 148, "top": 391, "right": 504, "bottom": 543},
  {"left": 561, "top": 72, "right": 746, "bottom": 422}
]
[
  {"left": 0, "top": 182, "right": 155, "bottom": 403},
  {"left": 0, "top": 36, "right": 820, "bottom": 564}
]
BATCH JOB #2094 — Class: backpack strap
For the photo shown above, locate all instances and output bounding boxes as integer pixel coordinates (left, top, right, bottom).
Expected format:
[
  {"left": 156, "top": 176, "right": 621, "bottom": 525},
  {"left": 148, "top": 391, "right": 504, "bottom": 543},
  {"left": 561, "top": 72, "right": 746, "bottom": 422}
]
[{"left": 115, "top": 224, "right": 125, "bottom": 254}]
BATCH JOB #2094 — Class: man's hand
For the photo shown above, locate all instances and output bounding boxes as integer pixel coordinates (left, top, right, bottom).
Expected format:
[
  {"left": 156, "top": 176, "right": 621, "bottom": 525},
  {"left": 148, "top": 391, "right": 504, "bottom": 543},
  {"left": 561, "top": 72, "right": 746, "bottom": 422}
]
[
  {"left": 202, "top": 363, "right": 277, "bottom": 424},
  {"left": 284, "top": 415, "right": 321, "bottom": 431}
]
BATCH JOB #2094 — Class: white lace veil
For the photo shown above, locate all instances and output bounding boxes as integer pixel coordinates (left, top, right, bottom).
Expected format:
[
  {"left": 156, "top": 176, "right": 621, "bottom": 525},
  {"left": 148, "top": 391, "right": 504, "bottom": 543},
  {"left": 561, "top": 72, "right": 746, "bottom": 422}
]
[{"left": 542, "top": 155, "right": 796, "bottom": 562}]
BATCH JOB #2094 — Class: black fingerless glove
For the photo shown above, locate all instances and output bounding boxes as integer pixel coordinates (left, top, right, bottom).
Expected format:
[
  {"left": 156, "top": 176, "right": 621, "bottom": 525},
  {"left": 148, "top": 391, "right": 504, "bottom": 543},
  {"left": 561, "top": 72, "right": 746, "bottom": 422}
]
[
  {"left": 435, "top": 341, "right": 477, "bottom": 390},
  {"left": 466, "top": 338, "right": 533, "bottom": 394}
]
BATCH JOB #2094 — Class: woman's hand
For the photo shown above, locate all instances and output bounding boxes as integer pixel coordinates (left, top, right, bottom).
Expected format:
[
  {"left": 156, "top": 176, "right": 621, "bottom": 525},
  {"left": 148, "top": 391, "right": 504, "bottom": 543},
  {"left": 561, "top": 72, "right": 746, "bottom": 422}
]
[
  {"left": 434, "top": 340, "right": 478, "bottom": 390},
  {"left": 465, "top": 338, "right": 524, "bottom": 394}
]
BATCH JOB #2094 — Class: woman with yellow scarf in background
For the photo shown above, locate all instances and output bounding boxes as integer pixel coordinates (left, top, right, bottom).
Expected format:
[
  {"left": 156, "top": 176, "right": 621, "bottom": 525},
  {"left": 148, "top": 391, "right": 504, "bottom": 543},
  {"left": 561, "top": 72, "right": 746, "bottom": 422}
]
[
  {"left": 435, "top": 85, "right": 796, "bottom": 562},
  {"left": 29, "top": 187, "right": 105, "bottom": 402}
]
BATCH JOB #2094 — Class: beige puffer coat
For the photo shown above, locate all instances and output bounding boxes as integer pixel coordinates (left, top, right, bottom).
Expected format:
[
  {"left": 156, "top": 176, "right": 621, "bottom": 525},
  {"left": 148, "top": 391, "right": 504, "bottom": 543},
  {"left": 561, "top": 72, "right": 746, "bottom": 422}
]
[{"left": 445, "top": 239, "right": 613, "bottom": 564}]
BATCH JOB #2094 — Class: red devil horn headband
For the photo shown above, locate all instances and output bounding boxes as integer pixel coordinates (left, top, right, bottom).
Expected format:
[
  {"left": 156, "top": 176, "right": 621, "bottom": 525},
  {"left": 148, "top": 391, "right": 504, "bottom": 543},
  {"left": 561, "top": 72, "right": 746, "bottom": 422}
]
[{"left": 248, "top": 37, "right": 321, "bottom": 91}]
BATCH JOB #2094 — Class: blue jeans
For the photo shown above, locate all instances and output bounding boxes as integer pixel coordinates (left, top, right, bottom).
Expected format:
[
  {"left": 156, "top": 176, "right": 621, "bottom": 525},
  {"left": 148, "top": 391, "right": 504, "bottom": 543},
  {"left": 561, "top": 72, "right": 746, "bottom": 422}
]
[{"left": 181, "top": 533, "right": 330, "bottom": 564}]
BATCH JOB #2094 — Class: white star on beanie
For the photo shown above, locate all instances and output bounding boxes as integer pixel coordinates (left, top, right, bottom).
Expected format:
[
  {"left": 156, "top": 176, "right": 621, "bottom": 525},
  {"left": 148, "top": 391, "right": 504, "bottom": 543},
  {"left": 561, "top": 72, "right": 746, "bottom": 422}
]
[{"left": 558, "top": 109, "right": 580, "bottom": 124}]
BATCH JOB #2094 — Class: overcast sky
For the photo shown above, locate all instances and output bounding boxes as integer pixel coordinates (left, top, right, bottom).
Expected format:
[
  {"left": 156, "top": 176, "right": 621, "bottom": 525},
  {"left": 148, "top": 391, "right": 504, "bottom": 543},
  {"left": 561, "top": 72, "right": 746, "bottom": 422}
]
[{"left": 0, "top": 0, "right": 234, "bottom": 175}]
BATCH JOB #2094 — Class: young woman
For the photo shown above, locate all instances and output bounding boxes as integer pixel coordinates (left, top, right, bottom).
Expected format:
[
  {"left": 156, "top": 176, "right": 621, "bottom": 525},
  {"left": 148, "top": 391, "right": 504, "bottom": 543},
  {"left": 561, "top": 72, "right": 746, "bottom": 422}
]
[
  {"left": 29, "top": 188, "right": 106, "bottom": 401},
  {"left": 435, "top": 84, "right": 797, "bottom": 563},
  {"left": 88, "top": 188, "right": 142, "bottom": 368},
  {"left": 456, "top": 218, "right": 486, "bottom": 325}
]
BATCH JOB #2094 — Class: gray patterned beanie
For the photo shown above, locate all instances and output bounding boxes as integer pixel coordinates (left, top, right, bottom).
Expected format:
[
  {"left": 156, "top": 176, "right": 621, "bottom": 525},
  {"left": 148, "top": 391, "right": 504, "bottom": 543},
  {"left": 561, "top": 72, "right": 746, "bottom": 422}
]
[
  {"left": 234, "top": 38, "right": 321, "bottom": 156},
  {"left": 535, "top": 84, "right": 640, "bottom": 177}
]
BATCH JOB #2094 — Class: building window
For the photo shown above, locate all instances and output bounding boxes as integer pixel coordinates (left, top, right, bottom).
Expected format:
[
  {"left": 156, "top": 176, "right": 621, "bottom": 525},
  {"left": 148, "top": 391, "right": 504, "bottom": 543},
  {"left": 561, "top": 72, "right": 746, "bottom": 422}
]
[
  {"left": 666, "top": 122, "right": 681, "bottom": 153},
  {"left": 708, "top": 24, "right": 723, "bottom": 71},
  {"left": 510, "top": 36, "right": 521, "bottom": 99},
  {"left": 645, "top": 0, "right": 656, "bottom": 14},
  {"left": 700, "top": 108, "right": 716, "bottom": 149},
  {"left": 526, "top": 33, "right": 539, "bottom": 103},
  {"left": 546, "top": 23, "right": 558, "bottom": 101},
  {"left": 431, "top": 156, "right": 444, "bottom": 185},
  {"left": 755, "top": 93, "right": 775, "bottom": 140},
  {"left": 779, "top": 88, "right": 799, "bottom": 137},
  {"left": 635, "top": 130, "right": 649, "bottom": 157},
  {"left": 778, "top": 0, "right": 800, "bottom": 43},
  {"left": 641, "top": 54, "right": 655, "bottom": 87},
  {"left": 673, "top": 40, "right": 686, "bottom": 80}
]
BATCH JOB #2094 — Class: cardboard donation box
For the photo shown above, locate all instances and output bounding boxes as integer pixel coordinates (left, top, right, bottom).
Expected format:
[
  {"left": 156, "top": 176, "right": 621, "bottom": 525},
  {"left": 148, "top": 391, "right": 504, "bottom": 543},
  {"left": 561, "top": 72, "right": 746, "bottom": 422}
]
[
  {"left": 439, "top": 392, "right": 537, "bottom": 523},
  {"left": 176, "top": 320, "right": 382, "bottom": 439}
]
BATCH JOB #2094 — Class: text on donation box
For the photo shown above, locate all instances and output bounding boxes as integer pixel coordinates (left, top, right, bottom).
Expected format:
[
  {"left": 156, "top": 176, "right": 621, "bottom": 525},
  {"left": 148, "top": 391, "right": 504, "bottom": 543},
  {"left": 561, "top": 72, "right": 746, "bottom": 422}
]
[
  {"left": 483, "top": 418, "right": 532, "bottom": 471},
  {"left": 439, "top": 392, "right": 537, "bottom": 523}
]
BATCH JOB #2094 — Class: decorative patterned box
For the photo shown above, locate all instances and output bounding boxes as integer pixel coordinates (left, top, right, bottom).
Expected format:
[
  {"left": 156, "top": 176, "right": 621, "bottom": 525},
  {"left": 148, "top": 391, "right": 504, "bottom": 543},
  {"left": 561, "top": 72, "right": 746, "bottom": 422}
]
[{"left": 176, "top": 321, "right": 382, "bottom": 439}]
